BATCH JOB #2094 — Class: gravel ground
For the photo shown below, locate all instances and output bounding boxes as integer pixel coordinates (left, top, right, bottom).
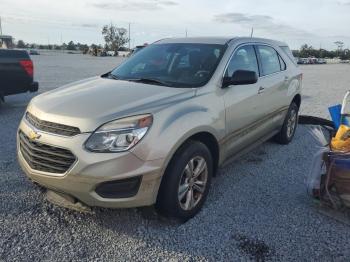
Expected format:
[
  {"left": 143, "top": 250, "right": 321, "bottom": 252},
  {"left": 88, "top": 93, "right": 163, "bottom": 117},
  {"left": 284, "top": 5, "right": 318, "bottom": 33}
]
[{"left": 1, "top": 54, "right": 350, "bottom": 261}]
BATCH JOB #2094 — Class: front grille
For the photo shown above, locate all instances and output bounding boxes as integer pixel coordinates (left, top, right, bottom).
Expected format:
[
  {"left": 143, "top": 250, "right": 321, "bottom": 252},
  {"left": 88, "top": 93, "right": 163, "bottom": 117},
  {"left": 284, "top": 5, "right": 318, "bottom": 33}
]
[
  {"left": 19, "top": 131, "right": 76, "bottom": 174},
  {"left": 25, "top": 112, "right": 80, "bottom": 137}
]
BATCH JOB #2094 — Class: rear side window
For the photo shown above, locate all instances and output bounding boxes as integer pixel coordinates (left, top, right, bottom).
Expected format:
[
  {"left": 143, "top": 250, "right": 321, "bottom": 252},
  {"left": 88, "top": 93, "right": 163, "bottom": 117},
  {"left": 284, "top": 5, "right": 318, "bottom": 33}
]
[
  {"left": 0, "top": 49, "right": 30, "bottom": 59},
  {"left": 225, "top": 45, "right": 259, "bottom": 77},
  {"left": 256, "top": 45, "right": 280, "bottom": 76}
]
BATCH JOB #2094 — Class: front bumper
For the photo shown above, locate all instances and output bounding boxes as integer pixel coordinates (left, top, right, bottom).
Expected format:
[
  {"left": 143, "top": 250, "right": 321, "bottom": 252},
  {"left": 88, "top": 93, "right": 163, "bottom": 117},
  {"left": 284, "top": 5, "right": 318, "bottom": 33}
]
[{"left": 17, "top": 119, "right": 164, "bottom": 208}]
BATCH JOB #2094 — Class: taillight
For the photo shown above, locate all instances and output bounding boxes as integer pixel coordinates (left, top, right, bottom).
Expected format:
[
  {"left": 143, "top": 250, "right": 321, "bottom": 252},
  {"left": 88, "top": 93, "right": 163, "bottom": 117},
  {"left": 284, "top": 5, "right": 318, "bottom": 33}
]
[{"left": 19, "top": 60, "right": 34, "bottom": 78}]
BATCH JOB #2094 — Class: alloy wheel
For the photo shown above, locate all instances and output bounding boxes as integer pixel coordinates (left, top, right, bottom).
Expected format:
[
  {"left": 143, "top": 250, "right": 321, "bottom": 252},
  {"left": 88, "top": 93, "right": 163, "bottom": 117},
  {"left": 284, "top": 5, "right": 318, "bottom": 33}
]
[
  {"left": 177, "top": 156, "right": 208, "bottom": 211},
  {"left": 287, "top": 109, "right": 297, "bottom": 138}
]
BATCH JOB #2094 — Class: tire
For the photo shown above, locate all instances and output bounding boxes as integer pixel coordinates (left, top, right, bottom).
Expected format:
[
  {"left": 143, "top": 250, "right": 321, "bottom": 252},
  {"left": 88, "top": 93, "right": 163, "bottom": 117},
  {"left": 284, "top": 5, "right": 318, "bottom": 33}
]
[
  {"left": 156, "top": 140, "right": 213, "bottom": 221},
  {"left": 274, "top": 102, "right": 299, "bottom": 144}
]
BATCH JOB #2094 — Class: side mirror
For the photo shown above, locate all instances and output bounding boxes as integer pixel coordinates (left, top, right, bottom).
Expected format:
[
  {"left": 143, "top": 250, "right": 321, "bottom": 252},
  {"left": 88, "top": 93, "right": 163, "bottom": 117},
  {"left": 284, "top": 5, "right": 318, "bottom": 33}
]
[{"left": 222, "top": 70, "right": 258, "bottom": 88}]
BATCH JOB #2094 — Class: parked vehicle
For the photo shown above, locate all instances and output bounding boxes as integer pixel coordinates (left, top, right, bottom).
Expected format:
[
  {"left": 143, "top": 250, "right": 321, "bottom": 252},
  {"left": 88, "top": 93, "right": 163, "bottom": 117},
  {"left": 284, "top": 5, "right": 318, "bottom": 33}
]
[
  {"left": 297, "top": 57, "right": 326, "bottom": 65},
  {"left": 17, "top": 37, "right": 302, "bottom": 220},
  {"left": 308, "top": 57, "right": 318, "bottom": 64},
  {"left": 29, "top": 49, "right": 40, "bottom": 55},
  {"left": 316, "top": 58, "right": 326, "bottom": 64},
  {"left": 0, "top": 49, "right": 38, "bottom": 102},
  {"left": 106, "top": 51, "right": 115, "bottom": 56},
  {"left": 297, "top": 58, "right": 309, "bottom": 64},
  {"left": 128, "top": 45, "right": 147, "bottom": 57}
]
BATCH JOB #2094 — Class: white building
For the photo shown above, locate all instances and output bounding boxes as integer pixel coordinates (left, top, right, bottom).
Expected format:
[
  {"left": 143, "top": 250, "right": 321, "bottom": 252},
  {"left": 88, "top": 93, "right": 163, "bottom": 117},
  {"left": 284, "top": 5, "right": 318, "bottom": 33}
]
[{"left": 0, "top": 35, "right": 14, "bottom": 49}]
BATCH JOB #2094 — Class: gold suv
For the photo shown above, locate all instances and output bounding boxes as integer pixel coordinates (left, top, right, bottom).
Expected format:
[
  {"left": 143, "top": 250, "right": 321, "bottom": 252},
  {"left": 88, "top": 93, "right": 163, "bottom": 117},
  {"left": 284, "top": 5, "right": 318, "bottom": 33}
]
[{"left": 17, "top": 37, "right": 302, "bottom": 220}]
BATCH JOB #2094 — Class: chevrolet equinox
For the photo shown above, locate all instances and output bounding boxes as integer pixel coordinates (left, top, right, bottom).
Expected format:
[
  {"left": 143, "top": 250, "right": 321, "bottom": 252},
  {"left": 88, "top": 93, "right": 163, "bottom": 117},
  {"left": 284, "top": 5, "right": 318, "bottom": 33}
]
[{"left": 17, "top": 37, "right": 302, "bottom": 220}]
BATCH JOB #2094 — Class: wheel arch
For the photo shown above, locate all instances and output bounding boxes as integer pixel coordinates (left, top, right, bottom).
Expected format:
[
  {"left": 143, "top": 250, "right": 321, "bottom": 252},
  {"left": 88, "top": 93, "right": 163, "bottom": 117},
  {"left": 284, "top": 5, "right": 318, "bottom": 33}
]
[
  {"left": 292, "top": 94, "right": 301, "bottom": 108},
  {"left": 160, "top": 130, "right": 221, "bottom": 179},
  {"left": 187, "top": 132, "right": 220, "bottom": 176}
]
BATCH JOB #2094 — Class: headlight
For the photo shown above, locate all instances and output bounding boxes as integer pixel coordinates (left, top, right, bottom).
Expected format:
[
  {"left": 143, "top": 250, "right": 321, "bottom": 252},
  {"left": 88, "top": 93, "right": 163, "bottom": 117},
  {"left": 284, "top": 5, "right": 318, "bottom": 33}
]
[{"left": 85, "top": 114, "right": 153, "bottom": 152}]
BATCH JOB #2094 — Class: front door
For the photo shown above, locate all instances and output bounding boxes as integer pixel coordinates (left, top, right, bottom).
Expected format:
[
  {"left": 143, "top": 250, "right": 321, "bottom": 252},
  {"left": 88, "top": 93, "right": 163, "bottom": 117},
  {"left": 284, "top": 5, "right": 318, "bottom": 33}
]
[{"left": 222, "top": 45, "right": 264, "bottom": 157}]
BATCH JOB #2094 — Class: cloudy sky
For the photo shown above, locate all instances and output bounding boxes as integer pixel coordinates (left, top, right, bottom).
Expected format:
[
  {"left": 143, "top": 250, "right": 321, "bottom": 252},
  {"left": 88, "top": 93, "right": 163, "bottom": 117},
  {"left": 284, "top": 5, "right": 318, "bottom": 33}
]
[{"left": 1, "top": 0, "right": 350, "bottom": 50}]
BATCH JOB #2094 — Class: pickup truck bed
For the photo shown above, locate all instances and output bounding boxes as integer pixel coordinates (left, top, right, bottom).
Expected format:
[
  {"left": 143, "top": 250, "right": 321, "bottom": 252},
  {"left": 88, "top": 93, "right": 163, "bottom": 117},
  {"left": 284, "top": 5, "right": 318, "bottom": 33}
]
[{"left": 0, "top": 49, "right": 39, "bottom": 100}]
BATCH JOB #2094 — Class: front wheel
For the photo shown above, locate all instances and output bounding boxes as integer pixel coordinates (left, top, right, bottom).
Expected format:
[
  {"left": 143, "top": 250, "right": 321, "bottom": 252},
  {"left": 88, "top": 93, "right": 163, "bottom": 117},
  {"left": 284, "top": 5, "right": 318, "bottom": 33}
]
[
  {"left": 274, "top": 102, "right": 299, "bottom": 144},
  {"left": 156, "top": 140, "right": 213, "bottom": 221}
]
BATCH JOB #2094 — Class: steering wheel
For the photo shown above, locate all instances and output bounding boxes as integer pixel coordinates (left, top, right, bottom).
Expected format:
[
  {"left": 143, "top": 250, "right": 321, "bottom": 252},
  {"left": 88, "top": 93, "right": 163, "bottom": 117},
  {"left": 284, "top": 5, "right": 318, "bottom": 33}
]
[{"left": 194, "top": 70, "right": 210, "bottom": 78}]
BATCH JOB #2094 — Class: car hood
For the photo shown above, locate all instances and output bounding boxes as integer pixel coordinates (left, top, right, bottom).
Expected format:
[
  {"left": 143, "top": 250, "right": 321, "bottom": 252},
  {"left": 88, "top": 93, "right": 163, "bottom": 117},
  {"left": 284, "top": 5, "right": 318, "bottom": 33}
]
[{"left": 28, "top": 76, "right": 195, "bottom": 132}]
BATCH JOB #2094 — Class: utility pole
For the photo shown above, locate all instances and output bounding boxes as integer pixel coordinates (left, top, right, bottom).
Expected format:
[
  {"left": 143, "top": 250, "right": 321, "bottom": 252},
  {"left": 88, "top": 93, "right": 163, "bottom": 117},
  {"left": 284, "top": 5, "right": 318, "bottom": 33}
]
[
  {"left": 0, "top": 16, "right": 3, "bottom": 35},
  {"left": 334, "top": 41, "right": 344, "bottom": 57},
  {"left": 334, "top": 41, "right": 344, "bottom": 51},
  {"left": 128, "top": 23, "right": 131, "bottom": 50},
  {"left": 185, "top": 29, "right": 188, "bottom": 37},
  {"left": 60, "top": 33, "right": 63, "bottom": 53},
  {"left": 250, "top": 27, "right": 254, "bottom": 38}
]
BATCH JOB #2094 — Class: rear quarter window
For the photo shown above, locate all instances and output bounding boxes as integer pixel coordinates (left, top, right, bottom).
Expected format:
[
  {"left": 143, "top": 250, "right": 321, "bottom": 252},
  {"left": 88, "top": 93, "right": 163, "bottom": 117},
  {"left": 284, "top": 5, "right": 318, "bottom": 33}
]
[{"left": 279, "top": 46, "right": 296, "bottom": 65}]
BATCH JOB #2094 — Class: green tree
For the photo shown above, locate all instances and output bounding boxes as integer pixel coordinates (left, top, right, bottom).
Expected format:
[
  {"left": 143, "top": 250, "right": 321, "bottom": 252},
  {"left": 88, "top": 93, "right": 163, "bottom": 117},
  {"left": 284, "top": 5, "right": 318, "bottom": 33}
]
[
  {"left": 340, "top": 49, "right": 350, "bottom": 60},
  {"left": 67, "top": 41, "right": 76, "bottom": 50},
  {"left": 102, "top": 23, "right": 129, "bottom": 52},
  {"left": 17, "top": 40, "right": 26, "bottom": 48},
  {"left": 78, "top": 43, "right": 89, "bottom": 52}
]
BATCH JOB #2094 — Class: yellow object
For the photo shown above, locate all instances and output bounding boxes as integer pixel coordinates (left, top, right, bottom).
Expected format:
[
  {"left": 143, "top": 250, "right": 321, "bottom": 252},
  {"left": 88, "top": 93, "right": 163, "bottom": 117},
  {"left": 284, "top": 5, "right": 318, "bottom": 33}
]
[{"left": 331, "top": 124, "right": 350, "bottom": 151}]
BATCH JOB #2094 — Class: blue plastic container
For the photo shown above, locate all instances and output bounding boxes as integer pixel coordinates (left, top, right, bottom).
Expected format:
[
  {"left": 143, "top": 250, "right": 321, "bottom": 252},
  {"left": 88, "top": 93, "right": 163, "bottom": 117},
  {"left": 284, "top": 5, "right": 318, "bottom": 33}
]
[{"left": 328, "top": 104, "right": 349, "bottom": 130}]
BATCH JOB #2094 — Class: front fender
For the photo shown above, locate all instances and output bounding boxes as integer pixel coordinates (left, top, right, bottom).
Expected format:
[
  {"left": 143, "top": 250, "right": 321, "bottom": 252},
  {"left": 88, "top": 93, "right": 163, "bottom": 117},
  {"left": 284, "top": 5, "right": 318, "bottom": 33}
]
[{"left": 131, "top": 94, "right": 225, "bottom": 169}]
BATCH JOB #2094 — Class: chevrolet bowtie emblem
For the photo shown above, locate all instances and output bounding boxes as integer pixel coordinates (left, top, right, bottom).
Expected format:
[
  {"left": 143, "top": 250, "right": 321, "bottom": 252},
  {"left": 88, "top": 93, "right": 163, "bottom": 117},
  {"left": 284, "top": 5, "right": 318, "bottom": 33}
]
[{"left": 29, "top": 130, "right": 41, "bottom": 140}]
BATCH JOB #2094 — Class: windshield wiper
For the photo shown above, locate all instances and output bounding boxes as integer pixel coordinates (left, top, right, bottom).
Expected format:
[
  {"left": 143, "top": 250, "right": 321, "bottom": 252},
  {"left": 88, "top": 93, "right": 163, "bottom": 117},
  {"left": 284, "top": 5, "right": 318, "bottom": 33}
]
[
  {"left": 126, "top": 78, "right": 172, "bottom": 87},
  {"left": 108, "top": 73, "right": 120, "bottom": 80}
]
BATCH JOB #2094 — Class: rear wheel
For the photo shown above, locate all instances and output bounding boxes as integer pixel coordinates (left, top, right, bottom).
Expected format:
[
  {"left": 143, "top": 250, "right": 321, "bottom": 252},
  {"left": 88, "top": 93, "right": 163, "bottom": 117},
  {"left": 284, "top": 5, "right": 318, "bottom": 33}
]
[
  {"left": 156, "top": 140, "right": 213, "bottom": 221},
  {"left": 274, "top": 102, "right": 299, "bottom": 144}
]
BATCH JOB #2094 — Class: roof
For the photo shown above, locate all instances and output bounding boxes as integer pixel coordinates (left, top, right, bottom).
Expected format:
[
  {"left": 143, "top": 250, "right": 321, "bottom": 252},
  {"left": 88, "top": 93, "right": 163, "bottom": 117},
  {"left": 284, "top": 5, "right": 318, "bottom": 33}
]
[
  {"left": 155, "top": 36, "right": 287, "bottom": 47},
  {"left": 156, "top": 37, "right": 233, "bottom": 45},
  {"left": 0, "top": 35, "right": 13, "bottom": 39}
]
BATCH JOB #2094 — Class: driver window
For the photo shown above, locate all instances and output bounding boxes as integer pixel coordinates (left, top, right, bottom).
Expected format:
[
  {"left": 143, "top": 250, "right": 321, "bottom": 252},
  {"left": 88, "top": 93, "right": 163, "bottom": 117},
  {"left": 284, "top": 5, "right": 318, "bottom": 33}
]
[{"left": 225, "top": 45, "right": 259, "bottom": 77}]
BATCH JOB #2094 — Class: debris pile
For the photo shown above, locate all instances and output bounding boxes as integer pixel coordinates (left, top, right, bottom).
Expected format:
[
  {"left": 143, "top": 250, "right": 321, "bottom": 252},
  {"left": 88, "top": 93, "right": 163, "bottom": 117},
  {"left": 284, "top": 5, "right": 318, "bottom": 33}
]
[{"left": 306, "top": 91, "right": 350, "bottom": 213}]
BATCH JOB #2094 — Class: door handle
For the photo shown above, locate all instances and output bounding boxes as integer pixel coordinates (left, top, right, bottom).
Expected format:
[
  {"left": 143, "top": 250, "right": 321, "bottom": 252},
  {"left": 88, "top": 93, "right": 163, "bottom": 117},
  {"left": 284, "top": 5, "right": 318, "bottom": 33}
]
[
  {"left": 258, "top": 86, "right": 265, "bottom": 94},
  {"left": 284, "top": 76, "right": 289, "bottom": 82}
]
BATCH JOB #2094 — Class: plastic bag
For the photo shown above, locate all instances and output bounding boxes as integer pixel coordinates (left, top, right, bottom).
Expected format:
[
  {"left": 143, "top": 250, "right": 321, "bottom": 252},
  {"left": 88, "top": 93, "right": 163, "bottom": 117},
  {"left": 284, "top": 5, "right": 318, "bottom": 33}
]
[
  {"left": 325, "top": 153, "right": 350, "bottom": 207},
  {"left": 331, "top": 124, "right": 350, "bottom": 152},
  {"left": 306, "top": 126, "right": 329, "bottom": 196}
]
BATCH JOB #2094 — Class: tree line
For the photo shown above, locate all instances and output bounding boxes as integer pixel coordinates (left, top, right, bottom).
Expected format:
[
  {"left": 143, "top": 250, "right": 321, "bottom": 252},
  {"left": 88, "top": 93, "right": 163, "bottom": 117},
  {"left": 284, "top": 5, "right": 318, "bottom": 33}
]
[
  {"left": 15, "top": 25, "right": 350, "bottom": 60},
  {"left": 15, "top": 23, "right": 130, "bottom": 54},
  {"left": 16, "top": 39, "right": 91, "bottom": 51},
  {"left": 292, "top": 44, "right": 350, "bottom": 60}
]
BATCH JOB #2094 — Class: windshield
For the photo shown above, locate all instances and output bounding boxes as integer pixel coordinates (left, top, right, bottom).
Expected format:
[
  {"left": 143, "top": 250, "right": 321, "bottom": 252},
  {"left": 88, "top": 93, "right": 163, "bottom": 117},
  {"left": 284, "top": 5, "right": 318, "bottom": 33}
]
[{"left": 111, "top": 43, "right": 226, "bottom": 88}]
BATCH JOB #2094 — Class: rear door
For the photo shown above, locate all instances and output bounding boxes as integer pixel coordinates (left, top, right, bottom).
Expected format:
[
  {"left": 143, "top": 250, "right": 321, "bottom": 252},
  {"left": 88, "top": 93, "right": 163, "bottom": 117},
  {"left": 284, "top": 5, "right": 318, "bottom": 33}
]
[
  {"left": 254, "top": 45, "right": 288, "bottom": 132},
  {"left": 0, "top": 50, "right": 33, "bottom": 96}
]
